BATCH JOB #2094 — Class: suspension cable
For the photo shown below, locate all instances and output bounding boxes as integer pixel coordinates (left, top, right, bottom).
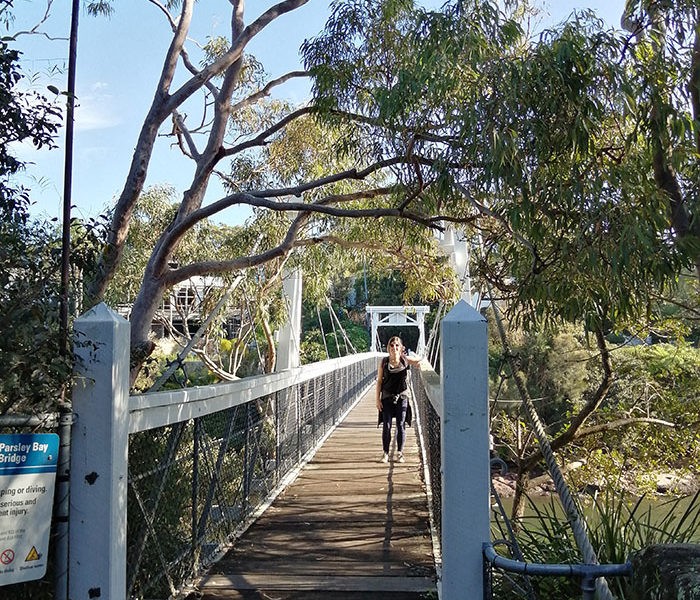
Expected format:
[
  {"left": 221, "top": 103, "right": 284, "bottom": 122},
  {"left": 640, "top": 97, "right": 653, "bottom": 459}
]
[
  {"left": 326, "top": 298, "right": 341, "bottom": 356},
  {"left": 242, "top": 286, "right": 266, "bottom": 372},
  {"left": 326, "top": 298, "right": 356, "bottom": 355},
  {"left": 487, "top": 285, "right": 614, "bottom": 600},
  {"left": 425, "top": 301, "right": 443, "bottom": 367},
  {"left": 317, "top": 305, "right": 330, "bottom": 359}
]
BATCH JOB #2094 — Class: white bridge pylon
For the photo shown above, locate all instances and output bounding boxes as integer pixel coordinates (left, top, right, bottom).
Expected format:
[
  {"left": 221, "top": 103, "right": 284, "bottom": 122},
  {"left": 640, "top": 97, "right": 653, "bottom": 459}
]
[
  {"left": 366, "top": 305, "right": 430, "bottom": 355},
  {"left": 438, "top": 226, "right": 472, "bottom": 306}
]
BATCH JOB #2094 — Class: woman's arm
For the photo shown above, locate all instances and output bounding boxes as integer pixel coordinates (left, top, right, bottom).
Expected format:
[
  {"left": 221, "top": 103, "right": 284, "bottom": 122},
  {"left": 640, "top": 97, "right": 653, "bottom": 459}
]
[
  {"left": 375, "top": 362, "right": 384, "bottom": 410},
  {"left": 404, "top": 352, "right": 423, "bottom": 367}
]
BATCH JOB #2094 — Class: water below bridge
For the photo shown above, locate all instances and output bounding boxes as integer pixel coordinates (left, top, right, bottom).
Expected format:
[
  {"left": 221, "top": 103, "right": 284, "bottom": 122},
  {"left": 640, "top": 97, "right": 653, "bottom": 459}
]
[{"left": 187, "top": 388, "right": 439, "bottom": 600}]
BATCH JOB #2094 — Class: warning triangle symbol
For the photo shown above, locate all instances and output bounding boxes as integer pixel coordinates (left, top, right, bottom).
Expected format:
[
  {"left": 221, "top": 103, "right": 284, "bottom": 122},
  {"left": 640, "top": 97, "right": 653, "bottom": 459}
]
[{"left": 25, "top": 546, "right": 40, "bottom": 562}]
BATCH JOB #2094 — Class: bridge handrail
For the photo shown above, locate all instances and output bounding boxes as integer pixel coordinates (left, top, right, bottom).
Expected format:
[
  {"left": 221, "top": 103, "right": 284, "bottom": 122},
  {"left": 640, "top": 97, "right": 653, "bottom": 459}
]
[
  {"left": 69, "top": 305, "right": 383, "bottom": 600},
  {"left": 483, "top": 543, "right": 632, "bottom": 600},
  {"left": 416, "top": 360, "right": 441, "bottom": 418},
  {"left": 484, "top": 543, "right": 633, "bottom": 578},
  {"left": 129, "top": 352, "right": 382, "bottom": 433}
]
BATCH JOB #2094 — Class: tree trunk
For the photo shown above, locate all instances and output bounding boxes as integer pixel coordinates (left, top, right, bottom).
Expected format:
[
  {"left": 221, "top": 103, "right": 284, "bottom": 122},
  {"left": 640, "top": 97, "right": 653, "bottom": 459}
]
[
  {"left": 510, "top": 470, "right": 529, "bottom": 525},
  {"left": 128, "top": 272, "right": 168, "bottom": 385}
]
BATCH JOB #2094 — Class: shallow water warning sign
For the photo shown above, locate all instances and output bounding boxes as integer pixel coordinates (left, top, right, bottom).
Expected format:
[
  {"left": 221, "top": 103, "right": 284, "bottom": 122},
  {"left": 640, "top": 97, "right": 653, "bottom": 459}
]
[{"left": 0, "top": 433, "right": 58, "bottom": 586}]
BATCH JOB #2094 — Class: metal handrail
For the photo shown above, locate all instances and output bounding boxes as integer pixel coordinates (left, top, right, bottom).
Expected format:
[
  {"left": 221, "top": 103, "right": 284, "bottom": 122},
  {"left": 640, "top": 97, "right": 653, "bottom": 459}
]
[{"left": 483, "top": 543, "right": 632, "bottom": 600}]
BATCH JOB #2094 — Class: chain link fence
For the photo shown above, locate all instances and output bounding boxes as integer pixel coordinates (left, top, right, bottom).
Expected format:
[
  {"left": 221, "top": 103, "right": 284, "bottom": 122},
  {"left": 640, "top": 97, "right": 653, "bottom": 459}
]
[{"left": 126, "top": 356, "right": 377, "bottom": 599}]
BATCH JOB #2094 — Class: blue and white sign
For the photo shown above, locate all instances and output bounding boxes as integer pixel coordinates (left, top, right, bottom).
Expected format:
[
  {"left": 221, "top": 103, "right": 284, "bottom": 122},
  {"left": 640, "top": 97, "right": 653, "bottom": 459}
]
[{"left": 0, "top": 434, "right": 59, "bottom": 586}]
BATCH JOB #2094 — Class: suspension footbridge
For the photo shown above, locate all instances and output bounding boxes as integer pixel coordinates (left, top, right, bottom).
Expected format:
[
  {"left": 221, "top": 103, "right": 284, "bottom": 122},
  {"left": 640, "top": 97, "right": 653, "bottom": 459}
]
[
  {"left": 191, "top": 388, "right": 436, "bottom": 599},
  {"left": 2, "top": 295, "right": 641, "bottom": 600}
]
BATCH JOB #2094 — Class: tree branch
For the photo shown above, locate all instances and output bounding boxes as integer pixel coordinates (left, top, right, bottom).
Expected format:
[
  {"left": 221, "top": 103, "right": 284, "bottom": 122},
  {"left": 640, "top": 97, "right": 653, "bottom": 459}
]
[
  {"left": 452, "top": 179, "right": 540, "bottom": 270},
  {"left": 576, "top": 417, "right": 676, "bottom": 437},
  {"left": 170, "top": 156, "right": 410, "bottom": 237},
  {"left": 690, "top": 14, "right": 700, "bottom": 155},
  {"left": 221, "top": 195, "right": 445, "bottom": 228},
  {"left": 165, "top": 208, "right": 309, "bottom": 285},
  {"left": 223, "top": 106, "right": 315, "bottom": 156},
  {"left": 163, "top": 0, "right": 310, "bottom": 115},
  {"left": 172, "top": 110, "right": 200, "bottom": 159},
  {"left": 231, "top": 70, "right": 309, "bottom": 113},
  {"left": 86, "top": 0, "right": 196, "bottom": 303},
  {"left": 13, "top": 0, "right": 62, "bottom": 40},
  {"left": 147, "top": 0, "right": 220, "bottom": 97},
  {"left": 327, "top": 108, "right": 461, "bottom": 146},
  {"left": 295, "top": 234, "right": 392, "bottom": 252}
]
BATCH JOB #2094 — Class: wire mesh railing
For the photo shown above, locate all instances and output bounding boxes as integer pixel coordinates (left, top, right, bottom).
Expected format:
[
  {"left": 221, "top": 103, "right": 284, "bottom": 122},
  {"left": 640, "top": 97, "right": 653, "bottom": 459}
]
[
  {"left": 412, "top": 363, "right": 443, "bottom": 566},
  {"left": 125, "top": 354, "right": 378, "bottom": 599}
]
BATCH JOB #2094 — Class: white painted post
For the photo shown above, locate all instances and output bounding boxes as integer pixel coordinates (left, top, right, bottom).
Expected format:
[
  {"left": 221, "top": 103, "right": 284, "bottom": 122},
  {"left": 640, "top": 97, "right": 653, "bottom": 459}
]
[
  {"left": 277, "top": 268, "right": 302, "bottom": 371},
  {"left": 70, "top": 303, "right": 130, "bottom": 600},
  {"left": 440, "top": 226, "right": 455, "bottom": 249},
  {"left": 370, "top": 312, "right": 378, "bottom": 352},
  {"left": 454, "top": 236, "right": 474, "bottom": 305},
  {"left": 440, "top": 225, "right": 474, "bottom": 306},
  {"left": 440, "top": 300, "right": 490, "bottom": 600},
  {"left": 416, "top": 310, "right": 426, "bottom": 356}
]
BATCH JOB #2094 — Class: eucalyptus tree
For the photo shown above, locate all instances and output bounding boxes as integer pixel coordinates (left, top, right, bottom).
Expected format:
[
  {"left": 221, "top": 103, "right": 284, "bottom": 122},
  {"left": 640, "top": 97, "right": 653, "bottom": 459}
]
[
  {"left": 305, "top": 0, "right": 699, "bottom": 510},
  {"left": 621, "top": 0, "right": 700, "bottom": 279},
  {"left": 80, "top": 0, "right": 463, "bottom": 384},
  {"left": 308, "top": 0, "right": 698, "bottom": 325},
  {"left": 81, "top": 0, "right": 699, "bottom": 396}
]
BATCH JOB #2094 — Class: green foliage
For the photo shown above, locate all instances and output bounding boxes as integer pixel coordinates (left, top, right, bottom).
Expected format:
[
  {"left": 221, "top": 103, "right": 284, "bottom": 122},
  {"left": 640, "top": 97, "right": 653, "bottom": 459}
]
[
  {"left": 0, "top": 218, "right": 71, "bottom": 413},
  {"left": 300, "top": 332, "right": 329, "bottom": 364},
  {"left": 356, "top": 269, "right": 407, "bottom": 307},
  {"left": 242, "top": 106, "right": 462, "bottom": 312},
  {"left": 0, "top": 42, "right": 61, "bottom": 217},
  {"left": 490, "top": 322, "right": 594, "bottom": 430},
  {"left": 300, "top": 302, "right": 369, "bottom": 363},
  {"left": 587, "top": 491, "right": 700, "bottom": 565},
  {"left": 590, "top": 343, "right": 700, "bottom": 475},
  {"left": 493, "top": 496, "right": 581, "bottom": 598},
  {"left": 304, "top": 0, "right": 698, "bottom": 339},
  {"left": 132, "top": 351, "right": 218, "bottom": 394},
  {"left": 0, "top": 31, "right": 69, "bottom": 414},
  {"left": 478, "top": 14, "right": 688, "bottom": 332},
  {"left": 490, "top": 322, "right": 700, "bottom": 489}
]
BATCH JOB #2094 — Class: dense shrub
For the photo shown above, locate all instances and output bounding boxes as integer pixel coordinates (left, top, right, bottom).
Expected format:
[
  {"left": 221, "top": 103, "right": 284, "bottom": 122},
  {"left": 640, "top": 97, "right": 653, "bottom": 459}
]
[
  {"left": 490, "top": 324, "right": 700, "bottom": 493},
  {"left": 592, "top": 344, "right": 700, "bottom": 480}
]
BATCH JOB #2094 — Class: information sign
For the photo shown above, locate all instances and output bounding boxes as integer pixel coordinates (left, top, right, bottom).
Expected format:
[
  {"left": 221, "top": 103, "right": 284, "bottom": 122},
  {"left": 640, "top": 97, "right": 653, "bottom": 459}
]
[{"left": 0, "top": 433, "right": 59, "bottom": 586}]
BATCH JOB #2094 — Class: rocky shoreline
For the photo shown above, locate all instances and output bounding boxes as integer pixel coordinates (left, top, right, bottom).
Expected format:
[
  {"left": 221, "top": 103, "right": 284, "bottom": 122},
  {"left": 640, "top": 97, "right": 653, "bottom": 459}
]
[{"left": 492, "top": 469, "right": 700, "bottom": 499}]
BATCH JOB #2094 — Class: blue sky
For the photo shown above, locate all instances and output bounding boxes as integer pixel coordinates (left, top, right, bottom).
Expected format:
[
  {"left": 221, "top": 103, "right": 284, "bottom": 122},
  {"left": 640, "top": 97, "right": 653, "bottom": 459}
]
[{"left": 11, "top": 0, "right": 626, "bottom": 224}]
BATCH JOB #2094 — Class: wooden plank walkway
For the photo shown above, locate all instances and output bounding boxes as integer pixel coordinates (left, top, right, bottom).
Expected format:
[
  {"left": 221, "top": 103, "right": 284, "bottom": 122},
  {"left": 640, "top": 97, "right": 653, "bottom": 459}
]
[{"left": 191, "top": 388, "right": 438, "bottom": 600}]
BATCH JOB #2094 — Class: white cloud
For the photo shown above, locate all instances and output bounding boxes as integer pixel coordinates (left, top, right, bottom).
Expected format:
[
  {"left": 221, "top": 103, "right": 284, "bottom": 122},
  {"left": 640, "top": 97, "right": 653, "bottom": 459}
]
[{"left": 74, "top": 82, "right": 122, "bottom": 131}]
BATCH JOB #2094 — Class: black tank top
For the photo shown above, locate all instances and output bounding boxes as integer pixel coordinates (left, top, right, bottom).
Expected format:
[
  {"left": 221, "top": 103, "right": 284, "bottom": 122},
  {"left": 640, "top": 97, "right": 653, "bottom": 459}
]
[{"left": 381, "top": 356, "right": 410, "bottom": 396}]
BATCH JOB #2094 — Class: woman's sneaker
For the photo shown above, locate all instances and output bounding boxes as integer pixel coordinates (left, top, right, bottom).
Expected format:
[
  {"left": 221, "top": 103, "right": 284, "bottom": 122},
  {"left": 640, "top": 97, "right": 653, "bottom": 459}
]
[
  {"left": 381, "top": 453, "right": 389, "bottom": 463},
  {"left": 397, "top": 452, "right": 405, "bottom": 463}
]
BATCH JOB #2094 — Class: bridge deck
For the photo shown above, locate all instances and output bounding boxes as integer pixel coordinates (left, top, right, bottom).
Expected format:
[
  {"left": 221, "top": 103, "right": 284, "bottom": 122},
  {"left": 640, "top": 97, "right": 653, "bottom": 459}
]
[{"left": 192, "top": 388, "right": 438, "bottom": 600}]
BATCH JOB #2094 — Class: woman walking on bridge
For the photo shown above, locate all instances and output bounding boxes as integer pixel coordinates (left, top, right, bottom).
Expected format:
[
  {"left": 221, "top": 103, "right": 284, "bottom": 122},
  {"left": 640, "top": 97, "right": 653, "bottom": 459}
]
[{"left": 376, "top": 336, "right": 422, "bottom": 464}]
